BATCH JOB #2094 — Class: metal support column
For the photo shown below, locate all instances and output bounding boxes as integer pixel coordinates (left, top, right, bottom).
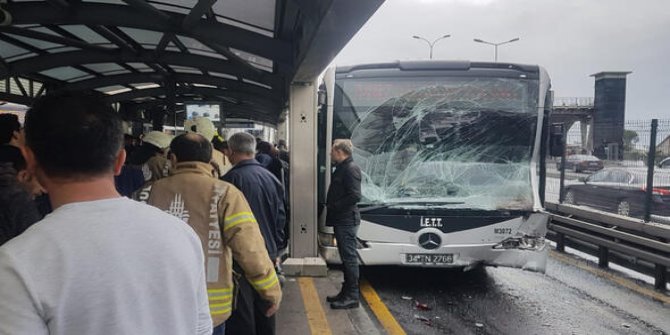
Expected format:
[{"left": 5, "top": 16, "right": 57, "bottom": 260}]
[
  {"left": 644, "top": 119, "right": 658, "bottom": 222},
  {"left": 598, "top": 246, "right": 609, "bottom": 268},
  {"left": 655, "top": 237, "right": 667, "bottom": 290},
  {"left": 283, "top": 81, "right": 327, "bottom": 276},
  {"left": 277, "top": 109, "right": 289, "bottom": 142},
  {"left": 559, "top": 125, "right": 567, "bottom": 203},
  {"left": 655, "top": 264, "right": 668, "bottom": 290},
  {"left": 288, "top": 82, "right": 318, "bottom": 258},
  {"left": 586, "top": 117, "right": 595, "bottom": 153},
  {"left": 556, "top": 233, "right": 565, "bottom": 252},
  {"left": 580, "top": 119, "right": 589, "bottom": 153}
]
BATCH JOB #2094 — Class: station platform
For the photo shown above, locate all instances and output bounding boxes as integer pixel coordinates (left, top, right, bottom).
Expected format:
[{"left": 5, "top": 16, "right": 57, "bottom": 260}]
[{"left": 276, "top": 269, "right": 386, "bottom": 335}]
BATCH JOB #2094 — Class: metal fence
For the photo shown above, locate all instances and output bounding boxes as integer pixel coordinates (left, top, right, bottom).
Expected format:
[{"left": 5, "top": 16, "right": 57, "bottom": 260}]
[{"left": 548, "top": 119, "right": 670, "bottom": 224}]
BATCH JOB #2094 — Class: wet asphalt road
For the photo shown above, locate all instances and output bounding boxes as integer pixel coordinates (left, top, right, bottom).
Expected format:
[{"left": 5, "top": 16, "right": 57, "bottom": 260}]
[{"left": 362, "top": 255, "right": 669, "bottom": 335}]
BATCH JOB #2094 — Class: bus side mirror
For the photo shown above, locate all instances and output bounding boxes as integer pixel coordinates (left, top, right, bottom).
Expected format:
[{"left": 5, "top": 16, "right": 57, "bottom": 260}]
[{"left": 549, "top": 123, "right": 565, "bottom": 157}]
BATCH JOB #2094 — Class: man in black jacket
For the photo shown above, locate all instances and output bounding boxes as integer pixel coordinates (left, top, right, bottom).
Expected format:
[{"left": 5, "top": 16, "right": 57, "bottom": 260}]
[
  {"left": 222, "top": 132, "right": 286, "bottom": 335},
  {"left": 326, "top": 139, "right": 362, "bottom": 309}
]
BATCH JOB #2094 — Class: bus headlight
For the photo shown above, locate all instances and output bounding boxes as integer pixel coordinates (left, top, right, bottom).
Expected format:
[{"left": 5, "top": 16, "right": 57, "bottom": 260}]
[
  {"left": 318, "top": 233, "right": 337, "bottom": 247},
  {"left": 493, "top": 235, "right": 545, "bottom": 251}
]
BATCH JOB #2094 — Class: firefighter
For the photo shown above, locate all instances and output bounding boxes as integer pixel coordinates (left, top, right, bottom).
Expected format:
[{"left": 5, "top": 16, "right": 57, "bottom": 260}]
[
  {"left": 184, "top": 117, "right": 231, "bottom": 177},
  {"left": 141, "top": 131, "right": 173, "bottom": 182},
  {"left": 136, "top": 133, "right": 281, "bottom": 334}
]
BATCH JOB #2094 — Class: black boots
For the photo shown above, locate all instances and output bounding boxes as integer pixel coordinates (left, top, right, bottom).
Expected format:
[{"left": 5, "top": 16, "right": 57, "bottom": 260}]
[
  {"left": 328, "top": 284, "right": 360, "bottom": 309},
  {"left": 330, "top": 296, "right": 359, "bottom": 309},
  {"left": 326, "top": 291, "right": 344, "bottom": 303}
]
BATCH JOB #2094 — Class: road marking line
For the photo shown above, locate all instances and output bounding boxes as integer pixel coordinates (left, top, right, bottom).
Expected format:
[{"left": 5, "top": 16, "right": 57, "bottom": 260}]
[
  {"left": 360, "top": 279, "right": 406, "bottom": 335},
  {"left": 298, "top": 277, "right": 332, "bottom": 335},
  {"left": 550, "top": 250, "right": 670, "bottom": 304}
]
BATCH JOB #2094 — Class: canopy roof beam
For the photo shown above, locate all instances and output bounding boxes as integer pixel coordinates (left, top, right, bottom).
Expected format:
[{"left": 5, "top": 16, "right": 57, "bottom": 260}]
[
  {"left": 57, "top": 73, "right": 281, "bottom": 101},
  {"left": 7, "top": 2, "right": 293, "bottom": 64},
  {"left": 104, "top": 86, "right": 280, "bottom": 110},
  {"left": 2, "top": 50, "right": 283, "bottom": 89}
]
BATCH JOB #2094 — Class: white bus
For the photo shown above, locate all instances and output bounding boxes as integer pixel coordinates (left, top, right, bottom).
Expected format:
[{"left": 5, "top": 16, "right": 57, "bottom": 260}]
[{"left": 317, "top": 61, "right": 560, "bottom": 272}]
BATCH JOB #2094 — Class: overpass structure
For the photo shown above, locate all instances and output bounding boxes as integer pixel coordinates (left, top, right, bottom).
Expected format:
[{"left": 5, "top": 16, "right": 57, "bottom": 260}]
[
  {"left": 552, "top": 96, "right": 595, "bottom": 153},
  {"left": 551, "top": 71, "right": 631, "bottom": 159},
  {"left": 0, "top": 0, "right": 386, "bottom": 269}
]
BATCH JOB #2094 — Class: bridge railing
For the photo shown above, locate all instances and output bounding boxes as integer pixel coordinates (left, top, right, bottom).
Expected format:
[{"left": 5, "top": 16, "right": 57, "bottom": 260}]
[{"left": 553, "top": 96, "right": 594, "bottom": 107}]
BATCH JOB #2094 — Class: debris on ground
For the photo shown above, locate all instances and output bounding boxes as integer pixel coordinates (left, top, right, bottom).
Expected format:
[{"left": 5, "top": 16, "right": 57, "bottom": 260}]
[
  {"left": 401, "top": 296, "right": 413, "bottom": 300},
  {"left": 475, "top": 322, "right": 484, "bottom": 328},
  {"left": 413, "top": 315, "right": 433, "bottom": 327},
  {"left": 415, "top": 301, "right": 432, "bottom": 311}
]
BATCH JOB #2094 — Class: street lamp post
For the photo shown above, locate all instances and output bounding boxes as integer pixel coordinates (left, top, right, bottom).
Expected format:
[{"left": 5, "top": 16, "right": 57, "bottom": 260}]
[
  {"left": 473, "top": 37, "right": 520, "bottom": 62},
  {"left": 412, "top": 34, "right": 451, "bottom": 60}
]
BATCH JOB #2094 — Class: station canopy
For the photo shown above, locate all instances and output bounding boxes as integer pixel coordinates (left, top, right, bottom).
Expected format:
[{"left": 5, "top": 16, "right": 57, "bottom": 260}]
[{"left": 0, "top": 0, "right": 383, "bottom": 125}]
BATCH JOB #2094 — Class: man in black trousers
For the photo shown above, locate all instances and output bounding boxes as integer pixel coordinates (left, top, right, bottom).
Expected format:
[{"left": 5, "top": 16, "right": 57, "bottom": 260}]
[{"left": 325, "top": 139, "right": 362, "bottom": 309}]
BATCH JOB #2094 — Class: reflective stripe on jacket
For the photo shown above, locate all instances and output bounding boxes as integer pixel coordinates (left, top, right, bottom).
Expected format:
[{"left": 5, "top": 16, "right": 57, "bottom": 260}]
[{"left": 135, "top": 161, "right": 281, "bottom": 326}]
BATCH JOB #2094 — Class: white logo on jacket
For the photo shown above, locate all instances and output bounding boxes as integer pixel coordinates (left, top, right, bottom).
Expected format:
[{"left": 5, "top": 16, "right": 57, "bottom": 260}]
[{"left": 167, "top": 193, "right": 190, "bottom": 224}]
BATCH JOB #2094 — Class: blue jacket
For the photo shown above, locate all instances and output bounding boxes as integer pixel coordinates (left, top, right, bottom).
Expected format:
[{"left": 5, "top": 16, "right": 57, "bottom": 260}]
[{"left": 222, "top": 159, "right": 286, "bottom": 259}]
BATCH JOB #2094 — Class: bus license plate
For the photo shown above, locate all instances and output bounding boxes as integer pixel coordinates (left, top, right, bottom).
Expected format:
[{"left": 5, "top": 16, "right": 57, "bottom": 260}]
[{"left": 405, "top": 254, "right": 454, "bottom": 264}]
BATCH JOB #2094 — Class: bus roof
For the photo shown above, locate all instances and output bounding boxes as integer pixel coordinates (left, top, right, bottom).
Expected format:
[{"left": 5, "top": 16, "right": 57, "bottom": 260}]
[{"left": 335, "top": 61, "right": 540, "bottom": 79}]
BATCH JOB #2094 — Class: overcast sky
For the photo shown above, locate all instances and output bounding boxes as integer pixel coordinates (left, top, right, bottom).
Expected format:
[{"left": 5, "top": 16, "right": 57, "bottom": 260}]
[{"left": 332, "top": 0, "right": 670, "bottom": 121}]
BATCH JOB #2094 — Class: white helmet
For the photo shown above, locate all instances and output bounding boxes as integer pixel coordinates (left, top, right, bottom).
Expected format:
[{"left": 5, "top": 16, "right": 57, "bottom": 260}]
[
  {"left": 142, "top": 131, "right": 173, "bottom": 149},
  {"left": 184, "top": 116, "right": 217, "bottom": 141}
]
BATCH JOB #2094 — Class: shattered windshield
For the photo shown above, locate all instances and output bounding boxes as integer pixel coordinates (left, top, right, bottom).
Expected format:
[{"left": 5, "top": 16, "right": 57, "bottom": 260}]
[{"left": 333, "top": 76, "right": 539, "bottom": 210}]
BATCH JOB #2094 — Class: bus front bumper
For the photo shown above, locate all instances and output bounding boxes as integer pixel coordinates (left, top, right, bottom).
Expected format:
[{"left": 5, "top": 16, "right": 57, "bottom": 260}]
[{"left": 319, "top": 242, "right": 548, "bottom": 272}]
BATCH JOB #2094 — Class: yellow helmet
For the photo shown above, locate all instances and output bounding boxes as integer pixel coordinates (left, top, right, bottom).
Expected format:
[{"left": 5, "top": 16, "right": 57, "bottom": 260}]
[
  {"left": 184, "top": 116, "right": 217, "bottom": 141},
  {"left": 142, "top": 131, "right": 173, "bottom": 149}
]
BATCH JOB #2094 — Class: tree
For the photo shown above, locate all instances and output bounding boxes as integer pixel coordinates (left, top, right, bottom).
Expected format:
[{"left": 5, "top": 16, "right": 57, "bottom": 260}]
[{"left": 623, "top": 130, "right": 639, "bottom": 152}]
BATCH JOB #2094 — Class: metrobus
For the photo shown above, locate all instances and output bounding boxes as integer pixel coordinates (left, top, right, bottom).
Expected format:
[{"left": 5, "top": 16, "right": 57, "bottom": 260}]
[{"left": 317, "top": 61, "right": 560, "bottom": 272}]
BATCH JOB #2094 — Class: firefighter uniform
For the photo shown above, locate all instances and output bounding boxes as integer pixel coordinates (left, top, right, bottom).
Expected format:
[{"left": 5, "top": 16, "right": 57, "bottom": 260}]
[
  {"left": 136, "top": 161, "right": 281, "bottom": 327},
  {"left": 212, "top": 149, "right": 232, "bottom": 178},
  {"left": 184, "top": 117, "right": 231, "bottom": 177},
  {"left": 144, "top": 155, "right": 172, "bottom": 182}
]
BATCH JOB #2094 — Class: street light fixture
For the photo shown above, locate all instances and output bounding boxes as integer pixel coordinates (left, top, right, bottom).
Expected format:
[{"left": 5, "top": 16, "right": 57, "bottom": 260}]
[
  {"left": 412, "top": 34, "right": 451, "bottom": 60},
  {"left": 473, "top": 37, "right": 520, "bottom": 62}
]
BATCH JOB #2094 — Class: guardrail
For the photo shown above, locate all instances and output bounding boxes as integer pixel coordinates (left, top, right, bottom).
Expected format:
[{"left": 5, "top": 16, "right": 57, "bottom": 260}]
[{"left": 545, "top": 202, "right": 669, "bottom": 290}]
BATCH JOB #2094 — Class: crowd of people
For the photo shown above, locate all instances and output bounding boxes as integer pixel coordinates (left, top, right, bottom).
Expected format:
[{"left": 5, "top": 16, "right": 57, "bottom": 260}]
[{"left": 0, "top": 91, "right": 363, "bottom": 334}]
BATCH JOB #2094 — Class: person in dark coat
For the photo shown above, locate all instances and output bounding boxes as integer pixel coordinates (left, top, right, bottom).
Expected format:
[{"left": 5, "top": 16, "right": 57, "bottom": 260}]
[
  {"left": 255, "top": 141, "right": 284, "bottom": 183},
  {"left": 276, "top": 140, "right": 289, "bottom": 164},
  {"left": 325, "top": 139, "right": 362, "bottom": 309},
  {"left": 222, "top": 132, "right": 286, "bottom": 335},
  {"left": 0, "top": 162, "right": 41, "bottom": 246}
]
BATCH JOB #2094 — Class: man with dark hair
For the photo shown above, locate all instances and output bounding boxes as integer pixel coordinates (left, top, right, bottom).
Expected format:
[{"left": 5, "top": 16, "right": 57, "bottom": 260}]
[
  {"left": 184, "top": 117, "right": 231, "bottom": 176},
  {"left": 0, "top": 161, "right": 41, "bottom": 246},
  {"left": 138, "top": 133, "right": 282, "bottom": 335},
  {"left": 255, "top": 141, "right": 283, "bottom": 183},
  {"left": 0, "top": 92, "right": 212, "bottom": 335},
  {"left": 223, "top": 132, "right": 286, "bottom": 335},
  {"left": 0, "top": 114, "right": 49, "bottom": 216},
  {"left": 326, "top": 139, "right": 362, "bottom": 309},
  {"left": 0, "top": 113, "right": 25, "bottom": 167},
  {"left": 0, "top": 145, "right": 43, "bottom": 199},
  {"left": 0, "top": 113, "right": 22, "bottom": 147}
]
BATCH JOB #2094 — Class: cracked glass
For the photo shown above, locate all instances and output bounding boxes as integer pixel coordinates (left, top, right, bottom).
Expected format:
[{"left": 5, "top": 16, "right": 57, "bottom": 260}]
[{"left": 333, "top": 76, "right": 539, "bottom": 211}]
